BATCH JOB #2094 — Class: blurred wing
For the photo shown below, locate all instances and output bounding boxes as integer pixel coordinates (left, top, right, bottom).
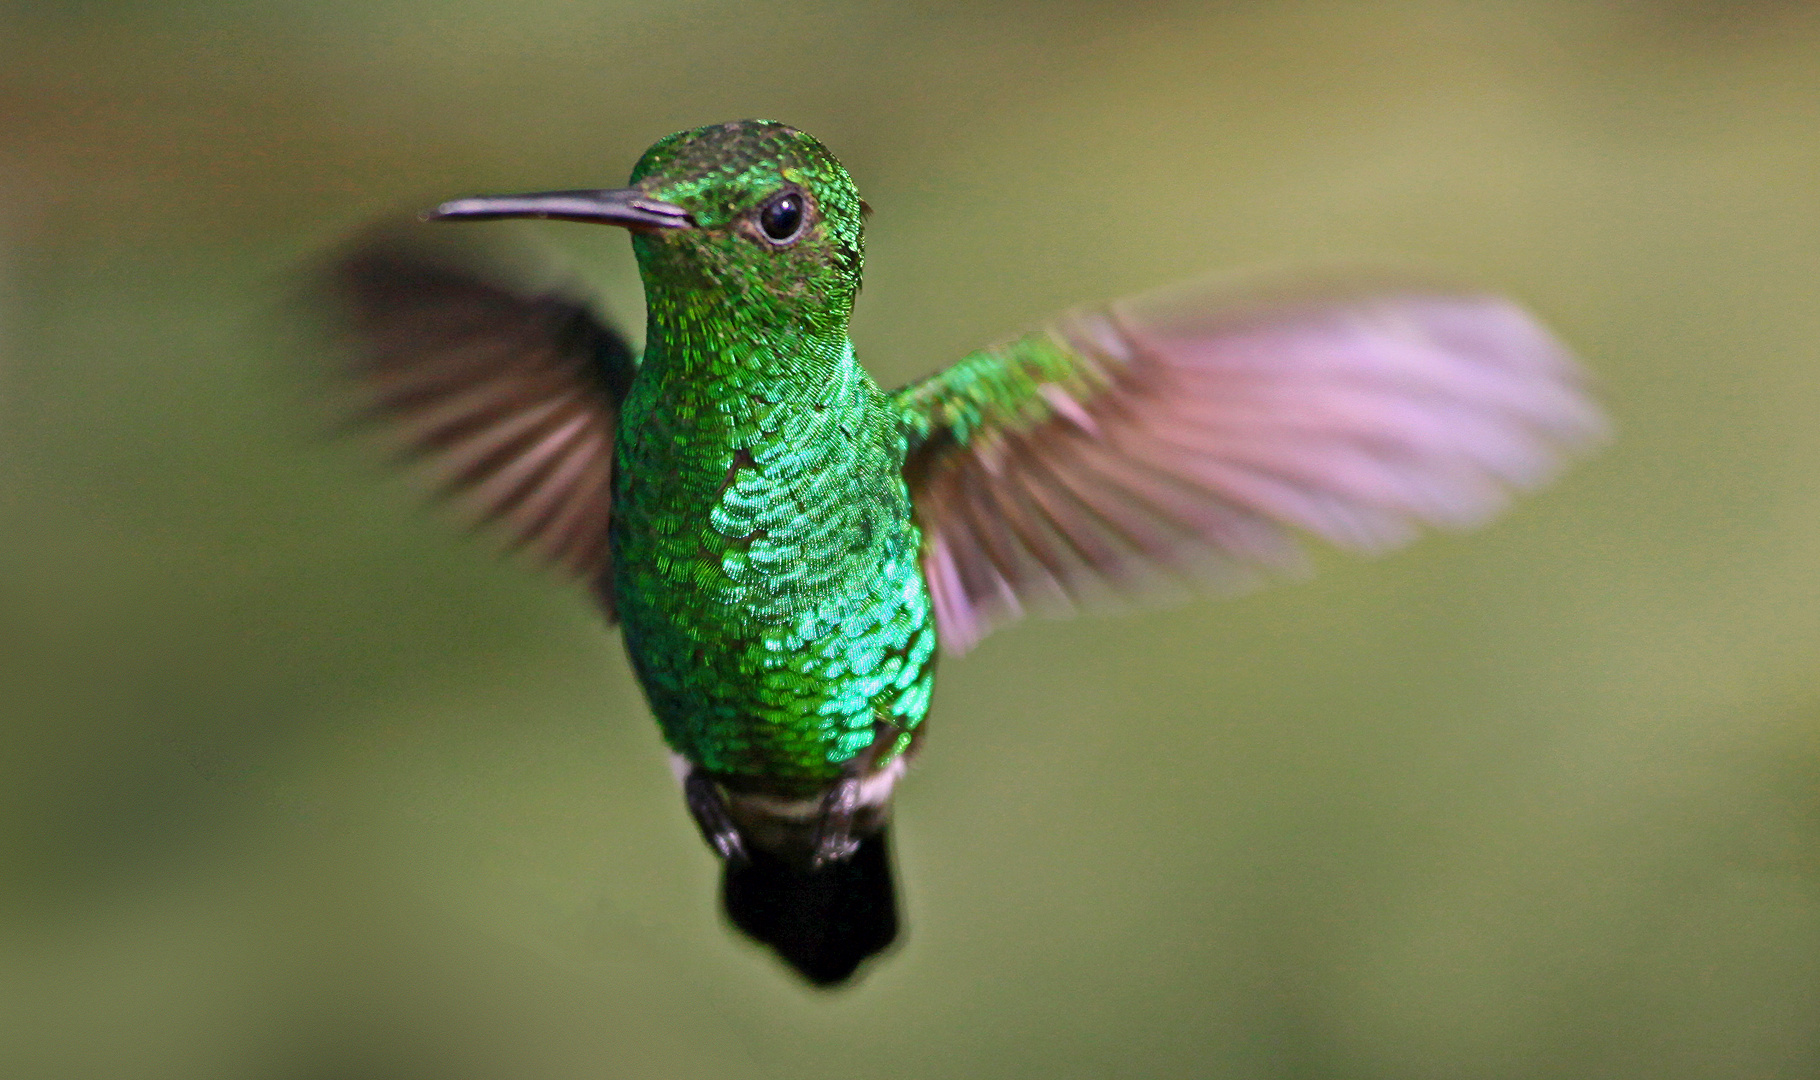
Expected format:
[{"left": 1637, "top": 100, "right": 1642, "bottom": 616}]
[
  {"left": 895, "top": 278, "right": 1607, "bottom": 653},
  {"left": 327, "top": 236, "right": 634, "bottom": 614}
]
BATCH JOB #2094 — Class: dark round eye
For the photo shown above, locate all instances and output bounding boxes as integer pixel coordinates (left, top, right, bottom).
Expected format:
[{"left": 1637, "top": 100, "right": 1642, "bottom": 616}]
[{"left": 757, "top": 193, "right": 805, "bottom": 243}]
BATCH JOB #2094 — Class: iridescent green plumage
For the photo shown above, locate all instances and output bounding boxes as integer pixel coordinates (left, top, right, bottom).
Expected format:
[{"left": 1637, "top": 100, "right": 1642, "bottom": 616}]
[
  {"left": 610, "top": 123, "right": 932, "bottom": 794},
  {"left": 327, "top": 118, "right": 1604, "bottom": 986}
]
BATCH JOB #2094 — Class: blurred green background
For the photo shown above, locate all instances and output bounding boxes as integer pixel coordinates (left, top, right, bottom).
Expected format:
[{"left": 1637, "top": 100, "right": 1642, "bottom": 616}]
[{"left": 5, "top": 1, "right": 1820, "bottom": 1077}]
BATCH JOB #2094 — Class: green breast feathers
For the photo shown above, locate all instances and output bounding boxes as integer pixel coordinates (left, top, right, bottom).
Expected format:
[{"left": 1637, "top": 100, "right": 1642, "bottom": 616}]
[{"left": 610, "top": 339, "right": 935, "bottom": 792}]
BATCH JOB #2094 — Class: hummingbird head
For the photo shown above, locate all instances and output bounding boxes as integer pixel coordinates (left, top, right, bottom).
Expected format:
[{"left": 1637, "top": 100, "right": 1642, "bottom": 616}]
[{"left": 425, "top": 120, "right": 867, "bottom": 337}]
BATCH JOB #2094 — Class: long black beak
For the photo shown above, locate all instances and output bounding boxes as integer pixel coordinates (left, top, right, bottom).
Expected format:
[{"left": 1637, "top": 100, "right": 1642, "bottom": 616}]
[{"left": 422, "top": 188, "right": 694, "bottom": 230}]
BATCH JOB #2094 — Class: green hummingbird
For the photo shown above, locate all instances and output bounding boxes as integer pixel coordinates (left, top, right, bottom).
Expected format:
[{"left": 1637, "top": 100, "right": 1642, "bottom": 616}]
[{"left": 328, "top": 119, "right": 1603, "bottom": 985}]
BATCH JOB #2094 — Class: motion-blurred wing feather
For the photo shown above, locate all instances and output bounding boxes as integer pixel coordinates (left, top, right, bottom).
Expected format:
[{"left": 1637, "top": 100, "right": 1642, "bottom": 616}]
[
  {"left": 896, "top": 279, "right": 1606, "bottom": 653},
  {"left": 327, "top": 238, "right": 634, "bottom": 614}
]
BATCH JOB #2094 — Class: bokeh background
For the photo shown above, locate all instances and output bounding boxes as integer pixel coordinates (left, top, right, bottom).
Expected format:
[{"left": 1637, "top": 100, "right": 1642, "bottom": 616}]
[{"left": 5, "top": 1, "right": 1820, "bottom": 1077}]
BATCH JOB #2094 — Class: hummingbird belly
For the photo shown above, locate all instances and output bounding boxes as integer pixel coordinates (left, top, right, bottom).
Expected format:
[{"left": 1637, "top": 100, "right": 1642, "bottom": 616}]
[{"left": 611, "top": 393, "right": 937, "bottom": 796}]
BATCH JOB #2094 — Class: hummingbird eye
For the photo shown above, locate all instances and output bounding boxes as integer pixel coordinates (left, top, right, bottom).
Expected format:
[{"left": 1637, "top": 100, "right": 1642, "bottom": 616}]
[{"left": 756, "top": 192, "right": 806, "bottom": 244}]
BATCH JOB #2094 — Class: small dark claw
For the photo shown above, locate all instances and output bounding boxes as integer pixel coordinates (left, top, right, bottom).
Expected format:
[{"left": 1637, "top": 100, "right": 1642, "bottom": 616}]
[
  {"left": 811, "top": 777, "right": 863, "bottom": 868},
  {"left": 684, "top": 769, "right": 749, "bottom": 866}
]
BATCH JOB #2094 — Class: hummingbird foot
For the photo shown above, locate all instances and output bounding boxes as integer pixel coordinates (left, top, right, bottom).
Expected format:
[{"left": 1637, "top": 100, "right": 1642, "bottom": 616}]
[
  {"left": 810, "top": 776, "right": 863, "bottom": 867},
  {"left": 683, "top": 768, "right": 750, "bottom": 866}
]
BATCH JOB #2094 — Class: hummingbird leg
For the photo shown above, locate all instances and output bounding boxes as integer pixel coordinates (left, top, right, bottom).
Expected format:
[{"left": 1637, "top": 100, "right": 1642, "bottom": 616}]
[
  {"left": 683, "top": 767, "right": 750, "bottom": 866},
  {"left": 810, "top": 717, "right": 907, "bottom": 868},
  {"left": 810, "top": 777, "right": 864, "bottom": 868}
]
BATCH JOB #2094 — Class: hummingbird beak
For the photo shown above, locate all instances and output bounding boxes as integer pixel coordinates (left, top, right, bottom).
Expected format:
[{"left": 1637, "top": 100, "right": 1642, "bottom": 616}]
[{"left": 422, "top": 188, "right": 695, "bottom": 231}]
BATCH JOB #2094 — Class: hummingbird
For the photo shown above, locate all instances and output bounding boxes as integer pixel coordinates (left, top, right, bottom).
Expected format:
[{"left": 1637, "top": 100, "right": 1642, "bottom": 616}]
[{"left": 326, "top": 119, "right": 1604, "bottom": 986}]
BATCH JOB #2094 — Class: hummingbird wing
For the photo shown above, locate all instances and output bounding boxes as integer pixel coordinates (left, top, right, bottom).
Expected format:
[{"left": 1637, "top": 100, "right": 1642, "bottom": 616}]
[
  {"left": 894, "top": 276, "right": 1606, "bottom": 654},
  {"left": 327, "top": 238, "right": 634, "bottom": 615}
]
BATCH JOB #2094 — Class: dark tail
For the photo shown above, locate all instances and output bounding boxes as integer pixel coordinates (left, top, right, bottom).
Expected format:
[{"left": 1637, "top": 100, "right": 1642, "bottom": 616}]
[{"left": 720, "top": 826, "right": 899, "bottom": 987}]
